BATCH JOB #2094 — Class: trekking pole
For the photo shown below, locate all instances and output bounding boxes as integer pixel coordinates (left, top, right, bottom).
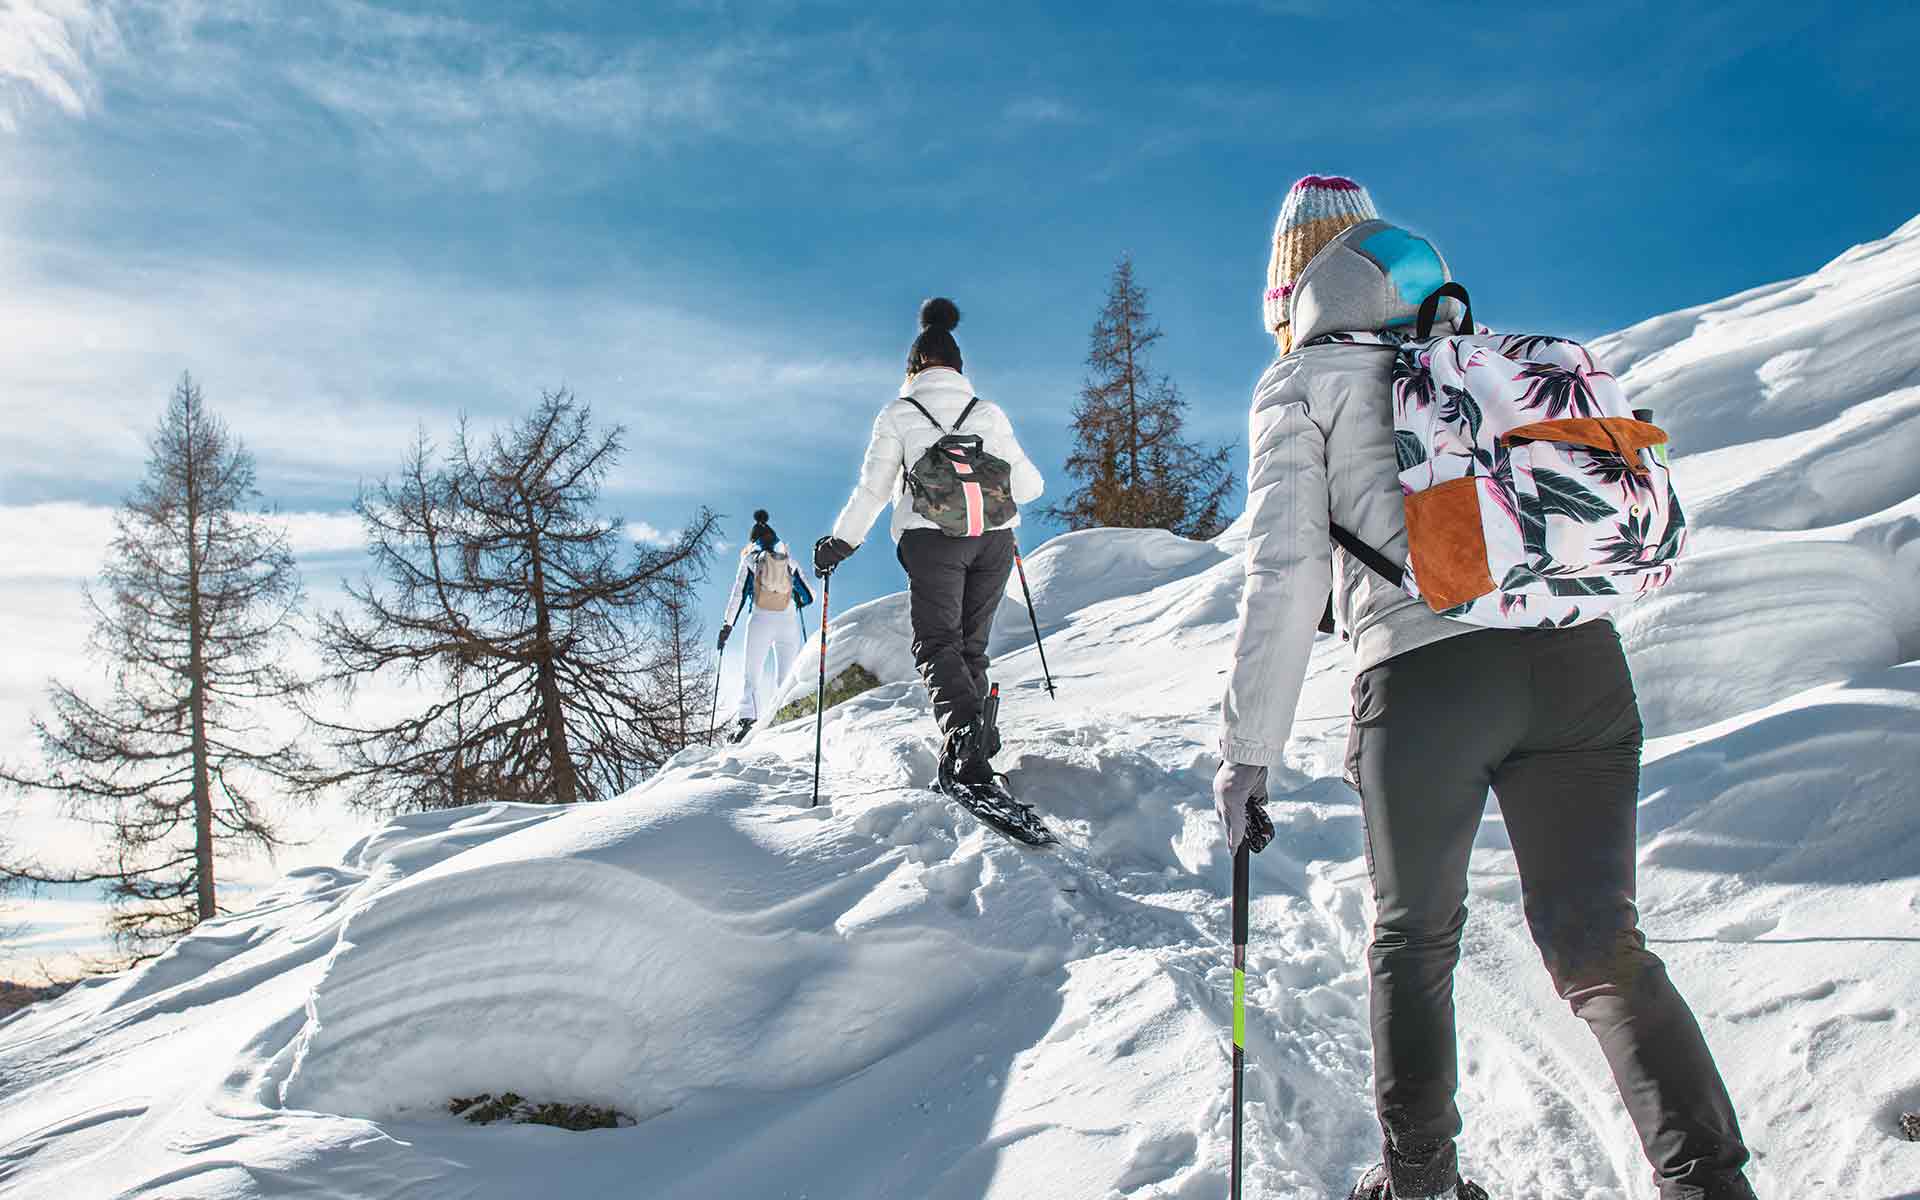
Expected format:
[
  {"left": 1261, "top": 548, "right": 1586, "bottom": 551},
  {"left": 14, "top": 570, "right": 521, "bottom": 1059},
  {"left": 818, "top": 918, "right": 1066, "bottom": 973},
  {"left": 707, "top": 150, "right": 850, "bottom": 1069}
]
[
  {"left": 810, "top": 572, "right": 831, "bottom": 808},
  {"left": 712, "top": 590, "right": 748, "bottom": 745},
  {"left": 707, "top": 665, "right": 721, "bottom": 745},
  {"left": 1011, "top": 542, "right": 1056, "bottom": 700},
  {"left": 1230, "top": 841, "right": 1250, "bottom": 1200}
]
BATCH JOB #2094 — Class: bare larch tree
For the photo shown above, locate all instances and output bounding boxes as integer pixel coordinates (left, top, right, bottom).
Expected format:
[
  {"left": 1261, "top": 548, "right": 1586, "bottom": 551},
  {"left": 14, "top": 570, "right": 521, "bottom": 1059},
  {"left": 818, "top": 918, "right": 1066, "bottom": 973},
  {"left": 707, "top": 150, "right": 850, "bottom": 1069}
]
[
  {"left": 308, "top": 390, "right": 719, "bottom": 813},
  {"left": 652, "top": 566, "right": 716, "bottom": 747},
  {"left": 0, "top": 373, "right": 309, "bottom": 959},
  {"left": 1049, "top": 255, "right": 1236, "bottom": 539}
]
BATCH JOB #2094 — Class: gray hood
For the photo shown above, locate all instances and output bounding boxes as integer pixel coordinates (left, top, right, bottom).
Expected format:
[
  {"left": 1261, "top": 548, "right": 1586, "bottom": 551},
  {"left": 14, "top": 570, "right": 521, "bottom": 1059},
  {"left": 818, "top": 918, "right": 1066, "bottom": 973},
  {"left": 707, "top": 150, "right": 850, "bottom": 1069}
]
[{"left": 1289, "top": 219, "right": 1464, "bottom": 344}]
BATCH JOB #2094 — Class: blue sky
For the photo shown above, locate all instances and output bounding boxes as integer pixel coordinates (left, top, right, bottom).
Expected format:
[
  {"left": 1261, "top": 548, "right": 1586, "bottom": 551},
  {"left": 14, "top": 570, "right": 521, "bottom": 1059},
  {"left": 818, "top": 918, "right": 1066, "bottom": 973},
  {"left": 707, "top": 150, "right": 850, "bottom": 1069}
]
[{"left": 2, "top": 0, "right": 1917, "bottom": 736}]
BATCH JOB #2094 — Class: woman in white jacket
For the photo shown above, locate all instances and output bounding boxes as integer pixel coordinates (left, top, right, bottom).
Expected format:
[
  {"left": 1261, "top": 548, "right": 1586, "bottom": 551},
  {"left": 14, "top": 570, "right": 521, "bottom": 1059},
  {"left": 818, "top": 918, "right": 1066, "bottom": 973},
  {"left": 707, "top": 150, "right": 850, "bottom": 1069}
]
[
  {"left": 718, "top": 510, "right": 813, "bottom": 743},
  {"left": 813, "top": 298, "right": 1044, "bottom": 785}
]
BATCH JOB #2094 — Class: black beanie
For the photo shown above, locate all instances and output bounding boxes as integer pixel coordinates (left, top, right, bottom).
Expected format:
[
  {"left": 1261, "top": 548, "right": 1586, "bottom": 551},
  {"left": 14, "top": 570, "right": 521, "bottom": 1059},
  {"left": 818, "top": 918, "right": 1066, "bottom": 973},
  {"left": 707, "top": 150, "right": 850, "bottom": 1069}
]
[
  {"left": 907, "top": 297, "right": 962, "bottom": 374},
  {"left": 749, "top": 509, "right": 779, "bottom": 551}
]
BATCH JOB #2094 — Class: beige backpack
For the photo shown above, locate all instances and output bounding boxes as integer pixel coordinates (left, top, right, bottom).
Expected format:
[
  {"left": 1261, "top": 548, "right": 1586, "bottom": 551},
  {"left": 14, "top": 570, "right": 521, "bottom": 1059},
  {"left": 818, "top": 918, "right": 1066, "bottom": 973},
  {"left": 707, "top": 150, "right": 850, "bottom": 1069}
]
[{"left": 752, "top": 547, "right": 793, "bottom": 611}]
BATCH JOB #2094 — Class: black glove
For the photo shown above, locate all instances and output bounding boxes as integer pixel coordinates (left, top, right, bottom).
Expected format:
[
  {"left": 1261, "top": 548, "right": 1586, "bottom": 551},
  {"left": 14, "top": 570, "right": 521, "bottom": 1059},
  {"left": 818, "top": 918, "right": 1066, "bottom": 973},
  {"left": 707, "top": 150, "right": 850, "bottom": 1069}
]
[
  {"left": 813, "top": 536, "right": 856, "bottom": 577},
  {"left": 1243, "top": 794, "right": 1275, "bottom": 855},
  {"left": 717, "top": 624, "right": 732, "bottom": 652}
]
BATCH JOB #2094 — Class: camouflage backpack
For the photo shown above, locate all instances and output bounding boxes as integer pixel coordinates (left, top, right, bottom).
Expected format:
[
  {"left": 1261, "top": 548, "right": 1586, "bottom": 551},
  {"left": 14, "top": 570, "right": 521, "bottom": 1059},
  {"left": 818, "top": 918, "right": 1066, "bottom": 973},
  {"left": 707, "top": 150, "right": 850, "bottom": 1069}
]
[{"left": 901, "top": 397, "right": 1017, "bottom": 538}]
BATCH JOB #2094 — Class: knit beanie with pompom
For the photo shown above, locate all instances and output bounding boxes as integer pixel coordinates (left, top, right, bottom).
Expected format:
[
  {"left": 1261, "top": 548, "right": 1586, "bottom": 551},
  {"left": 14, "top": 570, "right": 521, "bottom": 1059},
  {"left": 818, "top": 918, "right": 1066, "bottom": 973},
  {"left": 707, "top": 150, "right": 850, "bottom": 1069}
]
[
  {"left": 907, "top": 297, "right": 962, "bottom": 375},
  {"left": 749, "top": 509, "right": 778, "bottom": 551},
  {"left": 1263, "top": 175, "right": 1379, "bottom": 346}
]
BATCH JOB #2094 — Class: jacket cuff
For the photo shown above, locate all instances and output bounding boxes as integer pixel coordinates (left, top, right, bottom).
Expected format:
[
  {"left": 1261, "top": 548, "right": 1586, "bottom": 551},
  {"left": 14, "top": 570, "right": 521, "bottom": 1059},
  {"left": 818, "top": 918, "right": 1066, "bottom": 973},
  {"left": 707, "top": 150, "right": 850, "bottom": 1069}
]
[{"left": 1220, "top": 733, "right": 1285, "bottom": 768}]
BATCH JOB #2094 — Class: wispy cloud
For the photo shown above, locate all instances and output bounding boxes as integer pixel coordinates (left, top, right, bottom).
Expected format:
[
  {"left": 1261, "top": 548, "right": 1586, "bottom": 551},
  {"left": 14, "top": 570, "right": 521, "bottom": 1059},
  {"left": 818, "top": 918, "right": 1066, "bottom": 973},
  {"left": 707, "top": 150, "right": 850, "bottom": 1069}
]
[
  {"left": 1003, "top": 96, "right": 1084, "bottom": 126},
  {"left": 9, "top": 1, "right": 886, "bottom": 188},
  {"left": 0, "top": 503, "right": 367, "bottom": 579},
  {"left": 0, "top": 0, "right": 120, "bottom": 130},
  {"left": 626, "top": 520, "right": 672, "bottom": 546},
  {"left": 0, "top": 234, "right": 893, "bottom": 508}
]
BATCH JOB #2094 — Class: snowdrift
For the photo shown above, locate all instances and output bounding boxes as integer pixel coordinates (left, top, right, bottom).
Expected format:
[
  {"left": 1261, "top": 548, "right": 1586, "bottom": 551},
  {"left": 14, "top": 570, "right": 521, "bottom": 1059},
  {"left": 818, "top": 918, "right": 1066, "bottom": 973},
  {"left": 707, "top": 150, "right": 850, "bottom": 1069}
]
[
  {"left": 4, "top": 220, "right": 1920, "bottom": 1200},
  {"left": 1595, "top": 218, "right": 1920, "bottom": 736}
]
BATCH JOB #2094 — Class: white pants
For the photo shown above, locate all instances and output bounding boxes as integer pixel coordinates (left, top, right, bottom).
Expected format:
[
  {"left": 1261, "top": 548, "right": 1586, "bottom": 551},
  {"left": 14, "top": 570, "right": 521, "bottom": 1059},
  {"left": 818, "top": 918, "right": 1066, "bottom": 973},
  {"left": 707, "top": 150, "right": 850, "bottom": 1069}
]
[{"left": 731, "top": 604, "right": 803, "bottom": 721}]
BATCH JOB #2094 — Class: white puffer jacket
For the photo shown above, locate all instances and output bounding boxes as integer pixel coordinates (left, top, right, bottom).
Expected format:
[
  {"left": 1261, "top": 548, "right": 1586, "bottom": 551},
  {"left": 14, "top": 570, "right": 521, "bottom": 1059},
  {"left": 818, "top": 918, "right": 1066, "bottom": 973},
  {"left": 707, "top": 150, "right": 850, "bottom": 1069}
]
[{"left": 830, "top": 367, "right": 1046, "bottom": 546}]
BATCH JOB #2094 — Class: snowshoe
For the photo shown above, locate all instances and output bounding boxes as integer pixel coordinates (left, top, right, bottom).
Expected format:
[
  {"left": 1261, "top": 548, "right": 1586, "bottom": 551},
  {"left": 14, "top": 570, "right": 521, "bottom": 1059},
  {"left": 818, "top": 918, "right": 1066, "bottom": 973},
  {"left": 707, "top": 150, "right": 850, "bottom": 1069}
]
[
  {"left": 938, "top": 774, "right": 1057, "bottom": 847},
  {"left": 1347, "top": 1164, "right": 1489, "bottom": 1200},
  {"left": 937, "top": 714, "right": 1055, "bottom": 847}
]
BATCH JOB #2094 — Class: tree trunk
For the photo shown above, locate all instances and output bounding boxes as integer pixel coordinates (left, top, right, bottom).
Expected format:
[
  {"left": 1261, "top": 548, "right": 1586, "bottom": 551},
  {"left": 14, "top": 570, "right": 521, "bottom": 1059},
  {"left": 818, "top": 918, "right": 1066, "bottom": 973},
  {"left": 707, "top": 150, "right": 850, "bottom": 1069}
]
[
  {"left": 1124, "top": 293, "right": 1139, "bottom": 497},
  {"left": 523, "top": 505, "right": 580, "bottom": 804},
  {"left": 673, "top": 623, "right": 686, "bottom": 750},
  {"left": 451, "top": 662, "right": 466, "bottom": 807},
  {"left": 189, "top": 614, "right": 215, "bottom": 920},
  {"left": 184, "top": 405, "right": 217, "bottom": 922}
]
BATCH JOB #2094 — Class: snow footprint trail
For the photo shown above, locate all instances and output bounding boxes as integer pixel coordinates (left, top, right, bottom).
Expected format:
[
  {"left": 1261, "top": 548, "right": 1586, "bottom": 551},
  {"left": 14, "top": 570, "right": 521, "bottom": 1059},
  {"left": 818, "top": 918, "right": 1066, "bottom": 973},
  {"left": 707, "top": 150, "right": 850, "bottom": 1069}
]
[
  {"left": 744, "top": 681, "right": 1397, "bottom": 1198},
  {"left": 1446, "top": 861, "right": 1641, "bottom": 1200}
]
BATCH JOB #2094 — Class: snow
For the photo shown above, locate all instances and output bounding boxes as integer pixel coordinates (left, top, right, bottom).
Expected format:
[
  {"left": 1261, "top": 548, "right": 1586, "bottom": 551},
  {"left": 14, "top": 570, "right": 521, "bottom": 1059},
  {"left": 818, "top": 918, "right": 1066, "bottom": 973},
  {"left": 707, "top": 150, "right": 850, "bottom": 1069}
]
[
  {"left": 4, "top": 220, "right": 1920, "bottom": 1199},
  {"left": 1599, "top": 218, "right": 1920, "bottom": 737}
]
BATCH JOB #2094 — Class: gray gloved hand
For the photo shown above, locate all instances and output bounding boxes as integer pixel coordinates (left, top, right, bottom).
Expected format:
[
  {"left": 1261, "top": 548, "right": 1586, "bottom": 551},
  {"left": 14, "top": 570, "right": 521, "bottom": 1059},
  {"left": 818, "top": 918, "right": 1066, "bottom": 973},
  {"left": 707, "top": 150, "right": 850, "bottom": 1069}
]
[{"left": 1213, "top": 761, "right": 1275, "bottom": 855}]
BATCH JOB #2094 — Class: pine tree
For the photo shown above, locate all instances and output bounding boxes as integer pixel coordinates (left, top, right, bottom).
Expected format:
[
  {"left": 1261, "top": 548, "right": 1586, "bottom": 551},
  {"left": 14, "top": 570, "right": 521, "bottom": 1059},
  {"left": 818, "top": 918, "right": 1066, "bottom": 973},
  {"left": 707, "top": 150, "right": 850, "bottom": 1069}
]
[
  {"left": 1049, "top": 256, "right": 1236, "bottom": 538},
  {"left": 0, "top": 374, "right": 310, "bottom": 959},
  {"left": 308, "top": 390, "right": 719, "bottom": 813}
]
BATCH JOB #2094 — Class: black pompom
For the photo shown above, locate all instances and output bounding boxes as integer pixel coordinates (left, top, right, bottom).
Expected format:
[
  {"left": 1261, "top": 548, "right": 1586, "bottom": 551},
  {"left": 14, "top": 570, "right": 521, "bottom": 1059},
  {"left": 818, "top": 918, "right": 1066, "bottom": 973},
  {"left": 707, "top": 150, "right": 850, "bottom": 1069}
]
[
  {"left": 753, "top": 509, "right": 770, "bottom": 524},
  {"left": 919, "top": 297, "right": 960, "bottom": 332}
]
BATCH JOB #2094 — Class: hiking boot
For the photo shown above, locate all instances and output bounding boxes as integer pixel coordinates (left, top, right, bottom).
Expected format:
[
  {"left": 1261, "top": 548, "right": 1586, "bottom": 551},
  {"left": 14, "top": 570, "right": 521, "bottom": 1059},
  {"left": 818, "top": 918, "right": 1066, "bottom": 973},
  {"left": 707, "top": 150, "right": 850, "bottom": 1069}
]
[
  {"left": 729, "top": 717, "right": 755, "bottom": 744},
  {"left": 939, "top": 719, "right": 996, "bottom": 788},
  {"left": 1347, "top": 1163, "right": 1490, "bottom": 1200}
]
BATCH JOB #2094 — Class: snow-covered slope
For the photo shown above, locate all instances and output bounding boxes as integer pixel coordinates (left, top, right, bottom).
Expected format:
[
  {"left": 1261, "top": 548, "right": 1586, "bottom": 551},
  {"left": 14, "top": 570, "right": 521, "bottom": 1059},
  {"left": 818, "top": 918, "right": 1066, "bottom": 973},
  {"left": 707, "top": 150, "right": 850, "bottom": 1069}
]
[
  {"left": 1595, "top": 215, "right": 1920, "bottom": 737},
  {"left": 4, "top": 222, "right": 1919, "bottom": 1200}
]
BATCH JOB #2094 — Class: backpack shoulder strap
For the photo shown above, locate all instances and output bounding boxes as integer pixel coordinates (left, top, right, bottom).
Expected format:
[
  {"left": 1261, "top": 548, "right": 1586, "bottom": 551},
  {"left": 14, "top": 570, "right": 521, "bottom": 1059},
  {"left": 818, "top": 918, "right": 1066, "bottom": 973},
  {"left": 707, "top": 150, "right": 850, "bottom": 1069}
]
[
  {"left": 1320, "top": 521, "right": 1407, "bottom": 636},
  {"left": 952, "top": 397, "right": 981, "bottom": 430},
  {"left": 1329, "top": 520, "right": 1405, "bottom": 588},
  {"left": 901, "top": 396, "right": 946, "bottom": 432}
]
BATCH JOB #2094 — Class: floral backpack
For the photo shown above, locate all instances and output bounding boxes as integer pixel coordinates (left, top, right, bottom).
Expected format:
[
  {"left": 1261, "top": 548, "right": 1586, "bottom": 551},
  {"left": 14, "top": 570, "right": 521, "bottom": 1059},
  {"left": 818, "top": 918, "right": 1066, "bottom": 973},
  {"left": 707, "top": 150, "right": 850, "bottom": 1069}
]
[{"left": 1311, "top": 284, "right": 1688, "bottom": 629}]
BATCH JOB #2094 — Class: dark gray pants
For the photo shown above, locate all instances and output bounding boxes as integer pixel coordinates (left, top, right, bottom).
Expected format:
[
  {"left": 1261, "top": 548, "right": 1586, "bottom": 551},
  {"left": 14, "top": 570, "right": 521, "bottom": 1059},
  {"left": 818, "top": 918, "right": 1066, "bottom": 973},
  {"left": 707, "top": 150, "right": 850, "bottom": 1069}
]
[
  {"left": 1346, "top": 623, "right": 1753, "bottom": 1200},
  {"left": 897, "top": 528, "right": 1015, "bottom": 735}
]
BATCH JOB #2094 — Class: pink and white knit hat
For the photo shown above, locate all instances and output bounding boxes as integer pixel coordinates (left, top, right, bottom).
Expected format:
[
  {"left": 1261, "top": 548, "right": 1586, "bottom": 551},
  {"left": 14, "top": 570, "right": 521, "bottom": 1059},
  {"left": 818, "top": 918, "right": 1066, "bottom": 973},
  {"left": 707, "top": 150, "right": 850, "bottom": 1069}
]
[{"left": 1263, "top": 174, "right": 1379, "bottom": 336}]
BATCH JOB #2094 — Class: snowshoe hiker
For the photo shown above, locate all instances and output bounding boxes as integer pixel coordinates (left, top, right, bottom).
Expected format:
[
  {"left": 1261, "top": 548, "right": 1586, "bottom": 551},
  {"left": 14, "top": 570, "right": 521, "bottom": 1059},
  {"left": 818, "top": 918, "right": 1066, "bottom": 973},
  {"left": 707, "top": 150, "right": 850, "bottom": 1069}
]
[
  {"left": 1216, "top": 175, "right": 1756, "bottom": 1200},
  {"left": 718, "top": 510, "right": 813, "bottom": 743},
  {"left": 813, "top": 297, "right": 1048, "bottom": 834}
]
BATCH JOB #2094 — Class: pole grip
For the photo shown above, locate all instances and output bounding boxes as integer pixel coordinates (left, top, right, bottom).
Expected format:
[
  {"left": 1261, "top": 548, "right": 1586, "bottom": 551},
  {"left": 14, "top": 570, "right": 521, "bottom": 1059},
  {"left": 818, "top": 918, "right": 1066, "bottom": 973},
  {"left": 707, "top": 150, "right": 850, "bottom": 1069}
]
[{"left": 1232, "top": 842, "right": 1250, "bottom": 945}]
